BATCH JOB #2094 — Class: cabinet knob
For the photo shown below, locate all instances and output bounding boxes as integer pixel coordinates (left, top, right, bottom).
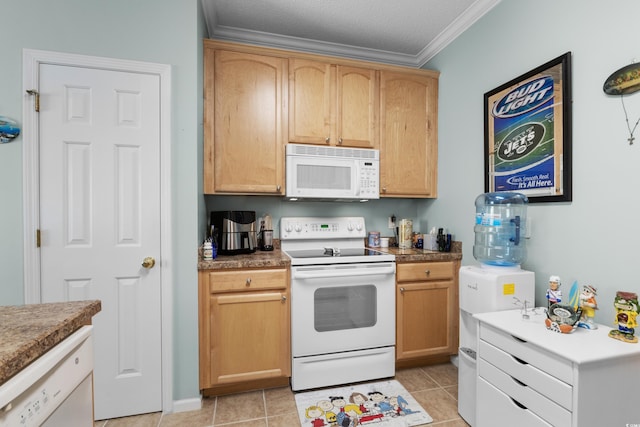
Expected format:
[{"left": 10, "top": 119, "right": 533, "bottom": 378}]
[
  {"left": 382, "top": 187, "right": 387, "bottom": 193},
  {"left": 325, "top": 137, "right": 330, "bottom": 144},
  {"left": 281, "top": 295, "right": 287, "bottom": 302},
  {"left": 276, "top": 185, "right": 281, "bottom": 192},
  {"left": 338, "top": 138, "right": 343, "bottom": 145},
  {"left": 400, "top": 287, "right": 405, "bottom": 293},
  {"left": 245, "top": 278, "right": 251, "bottom": 286},
  {"left": 425, "top": 270, "right": 431, "bottom": 276}
]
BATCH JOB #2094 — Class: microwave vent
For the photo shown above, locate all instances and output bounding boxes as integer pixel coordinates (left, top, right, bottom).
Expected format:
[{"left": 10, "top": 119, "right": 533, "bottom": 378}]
[{"left": 287, "top": 143, "right": 378, "bottom": 160}]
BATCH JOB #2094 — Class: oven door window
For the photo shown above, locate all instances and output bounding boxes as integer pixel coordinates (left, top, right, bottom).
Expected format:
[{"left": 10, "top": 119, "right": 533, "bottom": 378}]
[{"left": 314, "top": 285, "right": 376, "bottom": 332}]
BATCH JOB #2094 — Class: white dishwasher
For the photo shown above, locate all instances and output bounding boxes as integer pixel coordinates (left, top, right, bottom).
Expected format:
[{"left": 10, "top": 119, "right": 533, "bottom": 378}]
[{"left": 0, "top": 325, "right": 94, "bottom": 427}]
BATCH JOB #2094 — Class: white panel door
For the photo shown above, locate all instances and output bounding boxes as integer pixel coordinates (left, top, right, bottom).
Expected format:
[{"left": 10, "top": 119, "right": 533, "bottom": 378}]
[{"left": 38, "top": 63, "right": 162, "bottom": 420}]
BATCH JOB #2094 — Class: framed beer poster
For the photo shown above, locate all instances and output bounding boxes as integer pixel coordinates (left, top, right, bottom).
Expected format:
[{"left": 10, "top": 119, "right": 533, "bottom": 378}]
[{"left": 484, "top": 52, "right": 572, "bottom": 203}]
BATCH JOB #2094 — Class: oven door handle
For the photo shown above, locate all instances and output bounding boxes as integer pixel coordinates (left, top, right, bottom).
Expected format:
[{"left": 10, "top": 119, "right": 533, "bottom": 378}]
[{"left": 292, "top": 264, "right": 395, "bottom": 279}]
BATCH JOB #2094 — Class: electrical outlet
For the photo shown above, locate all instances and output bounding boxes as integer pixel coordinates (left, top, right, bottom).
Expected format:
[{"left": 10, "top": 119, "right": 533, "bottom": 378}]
[{"left": 388, "top": 216, "right": 396, "bottom": 229}]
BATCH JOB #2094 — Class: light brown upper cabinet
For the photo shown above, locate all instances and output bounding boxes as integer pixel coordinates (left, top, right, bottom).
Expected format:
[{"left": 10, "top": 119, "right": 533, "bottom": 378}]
[
  {"left": 203, "top": 40, "right": 439, "bottom": 198},
  {"left": 380, "top": 71, "right": 438, "bottom": 198},
  {"left": 203, "top": 48, "right": 287, "bottom": 194},
  {"left": 289, "top": 59, "right": 379, "bottom": 148}
]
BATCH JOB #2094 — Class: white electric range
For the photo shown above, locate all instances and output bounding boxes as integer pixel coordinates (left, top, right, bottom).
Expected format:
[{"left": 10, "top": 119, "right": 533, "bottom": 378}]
[{"left": 280, "top": 216, "right": 396, "bottom": 391}]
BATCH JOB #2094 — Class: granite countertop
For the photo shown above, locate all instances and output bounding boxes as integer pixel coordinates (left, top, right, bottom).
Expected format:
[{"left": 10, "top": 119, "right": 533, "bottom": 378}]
[
  {"left": 0, "top": 300, "right": 101, "bottom": 385},
  {"left": 198, "top": 249, "right": 291, "bottom": 270},
  {"left": 198, "top": 241, "right": 462, "bottom": 270},
  {"left": 373, "top": 241, "right": 463, "bottom": 262}
]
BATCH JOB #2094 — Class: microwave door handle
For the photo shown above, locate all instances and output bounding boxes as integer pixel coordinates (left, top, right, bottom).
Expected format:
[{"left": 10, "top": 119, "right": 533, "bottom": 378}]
[{"left": 293, "top": 265, "right": 395, "bottom": 279}]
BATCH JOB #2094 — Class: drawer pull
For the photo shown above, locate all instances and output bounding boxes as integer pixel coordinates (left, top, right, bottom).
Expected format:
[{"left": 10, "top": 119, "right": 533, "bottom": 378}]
[
  {"left": 245, "top": 278, "right": 251, "bottom": 286},
  {"left": 511, "top": 398, "right": 528, "bottom": 410},
  {"left": 511, "top": 335, "right": 527, "bottom": 343},
  {"left": 511, "top": 376, "right": 527, "bottom": 387},
  {"left": 425, "top": 269, "right": 431, "bottom": 276},
  {"left": 513, "top": 355, "right": 528, "bottom": 365}
]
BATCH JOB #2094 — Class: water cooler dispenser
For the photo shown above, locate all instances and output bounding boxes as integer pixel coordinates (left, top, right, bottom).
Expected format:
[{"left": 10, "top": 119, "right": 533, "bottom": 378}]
[{"left": 457, "top": 193, "right": 535, "bottom": 426}]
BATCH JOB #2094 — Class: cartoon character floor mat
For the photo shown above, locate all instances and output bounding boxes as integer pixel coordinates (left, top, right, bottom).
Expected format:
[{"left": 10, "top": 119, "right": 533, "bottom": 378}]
[{"left": 294, "top": 379, "right": 432, "bottom": 427}]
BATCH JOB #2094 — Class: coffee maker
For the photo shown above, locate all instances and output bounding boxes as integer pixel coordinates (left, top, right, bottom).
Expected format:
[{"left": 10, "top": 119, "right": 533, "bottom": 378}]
[{"left": 210, "top": 211, "right": 257, "bottom": 255}]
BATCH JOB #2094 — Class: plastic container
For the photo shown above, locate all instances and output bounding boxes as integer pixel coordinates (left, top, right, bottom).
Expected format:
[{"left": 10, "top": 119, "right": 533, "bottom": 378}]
[
  {"left": 473, "top": 192, "right": 528, "bottom": 266},
  {"left": 368, "top": 231, "right": 381, "bottom": 247}
]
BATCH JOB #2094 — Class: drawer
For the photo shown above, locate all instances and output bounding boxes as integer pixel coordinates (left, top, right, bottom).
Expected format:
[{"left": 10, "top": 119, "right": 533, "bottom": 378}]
[
  {"left": 208, "top": 268, "right": 287, "bottom": 293},
  {"left": 479, "top": 339, "right": 572, "bottom": 411},
  {"left": 396, "top": 261, "right": 453, "bottom": 282},
  {"left": 477, "top": 377, "right": 553, "bottom": 427},
  {"left": 479, "top": 358, "right": 571, "bottom": 427},
  {"left": 480, "top": 323, "right": 573, "bottom": 384}
]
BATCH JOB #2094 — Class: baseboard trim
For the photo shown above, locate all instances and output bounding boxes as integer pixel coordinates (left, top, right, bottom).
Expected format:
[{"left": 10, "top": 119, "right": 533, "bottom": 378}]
[{"left": 171, "top": 397, "right": 202, "bottom": 414}]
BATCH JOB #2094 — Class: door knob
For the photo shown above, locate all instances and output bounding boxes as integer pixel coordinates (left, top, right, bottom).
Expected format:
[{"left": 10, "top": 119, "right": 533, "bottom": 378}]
[{"left": 141, "top": 257, "right": 156, "bottom": 269}]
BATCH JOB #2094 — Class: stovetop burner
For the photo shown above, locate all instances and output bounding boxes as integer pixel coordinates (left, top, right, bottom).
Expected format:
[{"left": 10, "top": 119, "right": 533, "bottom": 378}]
[{"left": 285, "top": 248, "right": 388, "bottom": 259}]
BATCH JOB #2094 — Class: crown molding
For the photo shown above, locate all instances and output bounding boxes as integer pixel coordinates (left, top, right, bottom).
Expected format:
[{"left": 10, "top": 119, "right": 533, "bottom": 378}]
[
  {"left": 211, "top": 25, "right": 421, "bottom": 67},
  {"left": 416, "top": 0, "right": 502, "bottom": 67},
  {"left": 207, "top": 0, "right": 501, "bottom": 69}
]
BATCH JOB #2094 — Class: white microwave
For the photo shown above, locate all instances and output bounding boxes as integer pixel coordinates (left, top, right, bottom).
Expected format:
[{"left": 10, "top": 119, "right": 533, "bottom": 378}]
[{"left": 285, "top": 144, "right": 380, "bottom": 201}]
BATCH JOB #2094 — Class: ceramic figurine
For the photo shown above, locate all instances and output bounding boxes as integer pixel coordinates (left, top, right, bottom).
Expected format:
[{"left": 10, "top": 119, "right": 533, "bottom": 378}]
[
  {"left": 546, "top": 275, "right": 562, "bottom": 309},
  {"left": 577, "top": 285, "right": 598, "bottom": 329},
  {"left": 609, "top": 291, "right": 640, "bottom": 343},
  {"left": 545, "top": 280, "right": 582, "bottom": 334}
]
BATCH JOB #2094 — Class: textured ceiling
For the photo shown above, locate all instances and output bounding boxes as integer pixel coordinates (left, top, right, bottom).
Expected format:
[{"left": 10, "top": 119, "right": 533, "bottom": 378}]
[{"left": 202, "top": 0, "right": 501, "bottom": 67}]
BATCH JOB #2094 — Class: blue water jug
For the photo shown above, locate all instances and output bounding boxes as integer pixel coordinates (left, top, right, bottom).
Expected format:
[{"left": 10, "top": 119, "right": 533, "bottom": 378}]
[{"left": 473, "top": 192, "right": 528, "bottom": 266}]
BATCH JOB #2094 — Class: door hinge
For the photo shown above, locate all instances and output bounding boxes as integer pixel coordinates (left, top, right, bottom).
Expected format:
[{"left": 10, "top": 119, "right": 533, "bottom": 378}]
[
  {"left": 36, "top": 229, "right": 41, "bottom": 248},
  {"left": 26, "top": 89, "right": 40, "bottom": 112}
]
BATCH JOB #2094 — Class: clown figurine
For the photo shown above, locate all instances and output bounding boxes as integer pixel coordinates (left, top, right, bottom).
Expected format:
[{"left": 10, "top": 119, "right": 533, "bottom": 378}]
[
  {"left": 546, "top": 275, "right": 562, "bottom": 309},
  {"left": 578, "top": 285, "right": 598, "bottom": 329}
]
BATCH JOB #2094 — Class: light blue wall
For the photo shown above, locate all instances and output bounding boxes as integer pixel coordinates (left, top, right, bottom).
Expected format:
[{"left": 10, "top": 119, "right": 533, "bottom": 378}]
[
  {"left": 204, "top": 196, "right": 425, "bottom": 242},
  {"left": 3, "top": 0, "right": 638, "bottom": 407},
  {"left": 0, "top": 0, "right": 202, "bottom": 401},
  {"left": 425, "top": 0, "right": 640, "bottom": 326}
]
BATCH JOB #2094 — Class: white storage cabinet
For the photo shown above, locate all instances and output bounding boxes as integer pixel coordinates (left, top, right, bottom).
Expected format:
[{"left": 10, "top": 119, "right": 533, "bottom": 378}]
[{"left": 474, "top": 309, "right": 640, "bottom": 427}]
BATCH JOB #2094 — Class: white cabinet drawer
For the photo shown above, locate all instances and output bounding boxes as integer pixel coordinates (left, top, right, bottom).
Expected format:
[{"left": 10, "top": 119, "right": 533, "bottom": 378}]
[
  {"left": 477, "top": 377, "right": 552, "bottom": 427},
  {"left": 480, "top": 323, "right": 573, "bottom": 384},
  {"left": 479, "top": 358, "right": 571, "bottom": 427},
  {"left": 479, "top": 339, "right": 572, "bottom": 411}
]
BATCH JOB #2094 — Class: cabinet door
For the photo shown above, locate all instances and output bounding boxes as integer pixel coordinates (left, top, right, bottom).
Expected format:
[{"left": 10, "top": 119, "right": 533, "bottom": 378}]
[
  {"left": 396, "top": 280, "right": 456, "bottom": 360},
  {"left": 380, "top": 71, "right": 438, "bottom": 197},
  {"left": 336, "top": 66, "right": 379, "bottom": 148},
  {"left": 289, "top": 60, "right": 378, "bottom": 148},
  {"left": 209, "top": 290, "right": 291, "bottom": 385},
  {"left": 204, "top": 49, "right": 286, "bottom": 194},
  {"left": 289, "top": 58, "right": 334, "bottom": 145}
]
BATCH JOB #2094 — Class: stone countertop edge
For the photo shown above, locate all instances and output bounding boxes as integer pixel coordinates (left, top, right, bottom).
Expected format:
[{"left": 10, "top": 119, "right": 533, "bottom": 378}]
[
  {"left": 0, "top": 300, "right": 102, "bottom": 385},
  {"left": 197, "top": 242, "right": 462, "bottom": 270},
  {"left": 198, "top": 249, "right": 292, "bottom": 270},
  {"left": 373, "top": 241, "right": 463, "bottom": 262}
]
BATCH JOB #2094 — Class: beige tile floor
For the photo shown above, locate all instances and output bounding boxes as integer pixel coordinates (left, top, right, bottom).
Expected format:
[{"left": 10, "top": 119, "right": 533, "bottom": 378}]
[{"left": 95, "top": 362, "right": 470, "bottom": 427}]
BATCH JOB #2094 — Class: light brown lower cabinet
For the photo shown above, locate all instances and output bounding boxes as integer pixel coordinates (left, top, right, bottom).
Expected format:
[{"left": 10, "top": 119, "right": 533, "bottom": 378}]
[
  {"left": 198, "top": 268, "right": 291, "bottom": 394},
  {"left": 395, "top": 260, "right": 459, "bottom": 366}
]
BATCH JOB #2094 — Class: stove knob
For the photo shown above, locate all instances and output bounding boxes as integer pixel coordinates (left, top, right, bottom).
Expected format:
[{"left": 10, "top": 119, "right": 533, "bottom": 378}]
[
  {"left": 346, "top": 223, "right": 354, "bottom": 231},
  {"left": 284, "top": 223, "right": 293, "bottom": 233},
  {"left": 295, "top": 223, "right": 302, "bottom": 232},
  {"left": 355, "top": 222, "right": 363, "bottom": 231}
]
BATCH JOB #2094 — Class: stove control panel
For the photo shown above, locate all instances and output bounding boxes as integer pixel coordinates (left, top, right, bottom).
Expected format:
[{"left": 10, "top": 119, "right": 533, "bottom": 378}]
[{"left": 281, "top": 217, "right": 366, "bottom": 240}]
